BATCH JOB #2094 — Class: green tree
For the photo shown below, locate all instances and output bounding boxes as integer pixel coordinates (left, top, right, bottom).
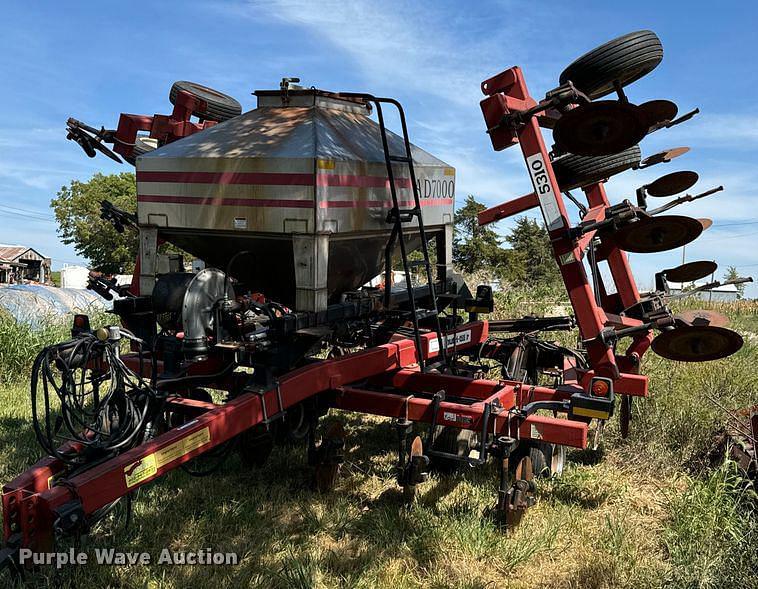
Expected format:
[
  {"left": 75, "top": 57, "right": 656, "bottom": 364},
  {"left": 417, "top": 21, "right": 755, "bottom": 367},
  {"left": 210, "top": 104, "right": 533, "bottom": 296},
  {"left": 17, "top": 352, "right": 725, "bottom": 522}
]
[
  {"left": 505, "top": 216, "right": 561, "bottom": 288},
  {"left": 52, "top": 173, "right": 139, "bottom": 274},
  {"left": 723, "top": 265, "right": 745, "bottom": 299},
  {"left": 453, "top": 195, "right": 509, "bottom": 275}
]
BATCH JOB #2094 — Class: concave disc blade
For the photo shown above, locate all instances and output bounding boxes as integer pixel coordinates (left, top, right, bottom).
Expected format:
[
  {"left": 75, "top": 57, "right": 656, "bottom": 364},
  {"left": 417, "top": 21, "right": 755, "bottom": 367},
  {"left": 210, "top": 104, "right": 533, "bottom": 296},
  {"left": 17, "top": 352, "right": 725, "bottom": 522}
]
[
  {"left": 610, "top": 215, "right": 703, "bottom": 253},
  {"left": 553, "top": 101, "right": 648, "bottom": 157},
  {"left": 638, "top": 99, "right": 678, "bottom": 129},
  {"left": 646, "top": 170, "right": 699, "bottom": 197},
  {"left": 663, "top": 260, "right": 718, "bottom": 282},
  {"left": 652, "top": 326, "right": 743, "bottom": 362},
  {"left": 640, "top": 146, "right": 690, "bottom": 167},
  {"left": 675, "top": 310, "right": 730, "bottom": 328}
]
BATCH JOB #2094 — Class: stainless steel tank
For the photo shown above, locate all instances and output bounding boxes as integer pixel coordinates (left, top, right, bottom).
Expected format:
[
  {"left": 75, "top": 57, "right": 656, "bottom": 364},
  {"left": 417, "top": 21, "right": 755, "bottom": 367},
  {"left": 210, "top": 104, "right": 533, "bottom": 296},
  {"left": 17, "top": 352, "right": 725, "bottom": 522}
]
[{"left": 135, "top": 87, "right": 455, "bottom": 311}]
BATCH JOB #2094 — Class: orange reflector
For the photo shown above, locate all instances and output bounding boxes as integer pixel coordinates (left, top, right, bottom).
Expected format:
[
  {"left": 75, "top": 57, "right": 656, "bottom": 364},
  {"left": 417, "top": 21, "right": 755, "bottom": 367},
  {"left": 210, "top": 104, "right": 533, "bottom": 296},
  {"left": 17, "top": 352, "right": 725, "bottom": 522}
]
[{"left": 592, "top": 380, "right": 610, "bottom": 397}]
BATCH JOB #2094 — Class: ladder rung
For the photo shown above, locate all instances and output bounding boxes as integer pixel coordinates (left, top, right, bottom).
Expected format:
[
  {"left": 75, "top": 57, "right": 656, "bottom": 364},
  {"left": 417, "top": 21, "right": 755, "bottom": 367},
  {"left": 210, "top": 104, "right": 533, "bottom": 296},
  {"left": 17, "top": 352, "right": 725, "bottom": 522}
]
[
  {"left": 389, "top": 155, "right": 411, "bottom": 163},
  {"left": 387, "top": 208, "right": 420, "bottom": 223}
]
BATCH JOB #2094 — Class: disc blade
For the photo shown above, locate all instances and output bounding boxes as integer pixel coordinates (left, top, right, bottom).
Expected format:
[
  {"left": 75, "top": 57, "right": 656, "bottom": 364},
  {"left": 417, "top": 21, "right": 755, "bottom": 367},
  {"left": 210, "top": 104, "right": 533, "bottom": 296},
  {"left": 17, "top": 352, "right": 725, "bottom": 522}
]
[
  {"left": 675, "top": 309, "right": 730, "bottom": 328},
  {"left": 646, "top": 171, "right": 699, "bottom": 197},
  {"left": 515, "top": 455, "right": 534, "bottom": 481},
  {"left": 638, "top": 99, "right": 678, "bottom": 129},
  {"left": 652, "top": 326, "right": 743, "bottom": 362},
  {"left": 410, "top": 435, "right": 423, "bottom": 457},
  {"left": 609, "top": 215, "right": 703, "bottom": 253},
  {"left": 663, "top": 260, "right": 718, "bottom": 282},
  {"left": 553, "top": 101, "right": 648, "bottom": 157},
  {"left": 640, "top": 146, "right": 690, "bottom": 167}
]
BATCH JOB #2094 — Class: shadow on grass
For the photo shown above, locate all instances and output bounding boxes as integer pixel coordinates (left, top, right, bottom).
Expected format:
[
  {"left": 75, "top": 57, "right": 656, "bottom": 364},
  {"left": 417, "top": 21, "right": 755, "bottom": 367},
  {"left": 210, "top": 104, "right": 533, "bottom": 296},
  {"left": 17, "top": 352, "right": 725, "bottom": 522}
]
[{"left": 15, "top": 413, "right": 455, "bottom": 588}]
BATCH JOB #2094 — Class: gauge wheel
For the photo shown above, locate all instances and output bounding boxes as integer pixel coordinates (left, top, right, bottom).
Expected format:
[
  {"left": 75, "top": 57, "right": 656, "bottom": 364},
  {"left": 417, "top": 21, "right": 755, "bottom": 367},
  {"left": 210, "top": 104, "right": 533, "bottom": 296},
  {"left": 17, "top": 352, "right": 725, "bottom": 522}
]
[
  {"left": 238, "top": 425, "right": 275, "bottom": 468},
  {"left": 169, "top": 80, "right": 242, "bottom": 122},
  {"left": 620, "top": 395, "right": 633, "bottom": 439},
  {"left": 278, "top": 401, "right": 313, "bottom": 444},
  {"left": 511, "top": 440, "right": 565, "bottom": 478},
  {"left": 125, "top": 136, "right": 160, "bottom": 165},
  {"left": 559, "top": 30, "right": 663, "bottom": 99},
  {"left": 552, "top": 145, "right": 641, "bottom": 191},
  {"left": 429, "top": 426, "right": 478, "bottom": 472}
]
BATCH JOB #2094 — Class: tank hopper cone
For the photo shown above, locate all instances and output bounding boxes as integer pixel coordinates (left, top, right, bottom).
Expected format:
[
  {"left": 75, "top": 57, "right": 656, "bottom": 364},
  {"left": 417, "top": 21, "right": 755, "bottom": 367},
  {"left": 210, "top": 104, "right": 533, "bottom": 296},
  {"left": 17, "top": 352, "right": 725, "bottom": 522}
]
[{"left": 652, "top": 325, "right": 744, "bottom": 362}]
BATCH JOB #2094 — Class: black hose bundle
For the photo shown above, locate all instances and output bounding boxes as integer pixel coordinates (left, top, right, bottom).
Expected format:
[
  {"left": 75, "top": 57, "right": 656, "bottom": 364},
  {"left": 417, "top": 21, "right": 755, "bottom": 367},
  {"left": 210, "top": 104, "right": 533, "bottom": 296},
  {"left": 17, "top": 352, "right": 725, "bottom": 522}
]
[{"left": 30, "top": 328, "right": 162, "bottom": 466}]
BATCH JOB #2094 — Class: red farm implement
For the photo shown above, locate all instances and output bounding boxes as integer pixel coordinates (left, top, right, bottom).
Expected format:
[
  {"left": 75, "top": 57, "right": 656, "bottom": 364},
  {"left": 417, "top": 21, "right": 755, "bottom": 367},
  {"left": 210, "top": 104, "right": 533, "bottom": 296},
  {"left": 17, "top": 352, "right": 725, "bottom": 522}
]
[{"left": 0, "top": 30, "right": 750, "bottom": 572}]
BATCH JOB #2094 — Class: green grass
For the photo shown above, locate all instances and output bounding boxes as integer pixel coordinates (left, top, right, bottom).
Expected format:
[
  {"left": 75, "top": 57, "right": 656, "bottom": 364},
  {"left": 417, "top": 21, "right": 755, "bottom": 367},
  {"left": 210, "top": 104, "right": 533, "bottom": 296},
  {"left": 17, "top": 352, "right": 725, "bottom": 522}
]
[{"left": 0, "top": 301, "right": 756, "bottom": 588}]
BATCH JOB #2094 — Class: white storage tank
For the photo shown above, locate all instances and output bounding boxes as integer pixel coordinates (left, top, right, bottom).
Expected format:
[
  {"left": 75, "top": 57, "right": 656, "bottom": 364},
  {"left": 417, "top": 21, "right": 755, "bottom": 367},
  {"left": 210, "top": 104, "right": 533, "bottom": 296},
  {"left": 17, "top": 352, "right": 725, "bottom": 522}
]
[{"left": 135, "top": 87, "right": 455, "bottom": 311}]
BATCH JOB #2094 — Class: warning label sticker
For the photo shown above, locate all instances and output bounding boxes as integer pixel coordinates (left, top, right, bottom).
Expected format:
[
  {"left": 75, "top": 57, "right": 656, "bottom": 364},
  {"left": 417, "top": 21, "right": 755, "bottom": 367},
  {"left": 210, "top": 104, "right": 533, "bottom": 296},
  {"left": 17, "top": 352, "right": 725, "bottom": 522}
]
[
  {"left": 443, "top": 411, "right": 474, "bottom": 425},
  {"left": 124, "top": 454, "right": 157, "bottom": 488},
  {"left": 156, "top": 427, "right": 211, "bottom": 468},
  {"left": 124, "top": 427, "right": 211, "bottom": 488}
]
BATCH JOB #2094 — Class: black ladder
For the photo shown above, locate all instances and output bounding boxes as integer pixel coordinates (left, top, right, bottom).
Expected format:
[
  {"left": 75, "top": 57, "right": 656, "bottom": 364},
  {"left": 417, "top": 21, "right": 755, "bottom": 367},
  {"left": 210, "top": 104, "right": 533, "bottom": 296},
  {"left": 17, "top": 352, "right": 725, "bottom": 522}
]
[{"left": 342, "top": 93, "right": 448, "bottom": 370}]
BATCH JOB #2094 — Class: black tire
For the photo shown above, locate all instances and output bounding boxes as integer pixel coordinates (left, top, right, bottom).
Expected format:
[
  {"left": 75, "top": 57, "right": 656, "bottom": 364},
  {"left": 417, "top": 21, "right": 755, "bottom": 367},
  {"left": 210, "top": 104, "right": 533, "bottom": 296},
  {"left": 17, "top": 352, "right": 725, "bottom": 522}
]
[
  {"left": 277, "top": 402, "right": 312, "bottom": 444},
  {"left": 559, "top": 30, "right": 663, "bottom": 99},
  {"left": 125, "top": 137, "right": 159, "bottom": 166},
  {"left": 620, "top": 395, "right": 633, "bottom": 439},
  {"left": 169, "top": 81, "right": 242, "bottom": 122},
  {"left": 511, "top": 441, "right": 565, "bottom": 478},
  {"left": 133, "top": 137, "right": 158, "bottom": 157},
  {"left": 552, "top": 145, "right": 641, "bottom": 191},
  {"left": 429, "top": 426, "right": 477, "bottom": 472},
  {"left": 124, "top": 137, "right": 159, "bottom": 166},
  {"left": 238, "top": 425, "right": 275, "bottom": 468}
]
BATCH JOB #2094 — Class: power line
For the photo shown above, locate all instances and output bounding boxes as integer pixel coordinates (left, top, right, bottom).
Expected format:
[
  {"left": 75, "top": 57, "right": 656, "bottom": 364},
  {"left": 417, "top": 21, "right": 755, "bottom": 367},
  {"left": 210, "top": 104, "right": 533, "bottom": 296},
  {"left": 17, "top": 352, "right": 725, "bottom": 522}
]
[
  {"left": 0, "top": 210, "right": 56, "bottom": 223},
  {"left": 714, "top": 219, "right": 758, "bottom": 228},
  {"left": 698, "top": 229, "right": 758, "bottom": 243},
  {"left": 0, "top": 204, "right": 55, "bottom": 219}
]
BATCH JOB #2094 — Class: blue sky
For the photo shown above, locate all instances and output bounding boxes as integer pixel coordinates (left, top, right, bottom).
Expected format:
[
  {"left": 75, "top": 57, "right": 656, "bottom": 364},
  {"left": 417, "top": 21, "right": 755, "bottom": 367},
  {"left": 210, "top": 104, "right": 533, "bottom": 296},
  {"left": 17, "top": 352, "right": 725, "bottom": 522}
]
[{"left": 1, "top": 1, "right": 757, "bottom": 296}]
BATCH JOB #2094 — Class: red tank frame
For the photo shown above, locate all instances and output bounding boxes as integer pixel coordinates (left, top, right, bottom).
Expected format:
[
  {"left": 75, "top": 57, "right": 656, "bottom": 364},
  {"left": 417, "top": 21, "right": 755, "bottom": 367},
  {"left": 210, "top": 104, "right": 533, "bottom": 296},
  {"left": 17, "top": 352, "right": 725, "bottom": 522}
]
[{"left": 2, "top": 66, "right": 652, "bottom": 555}]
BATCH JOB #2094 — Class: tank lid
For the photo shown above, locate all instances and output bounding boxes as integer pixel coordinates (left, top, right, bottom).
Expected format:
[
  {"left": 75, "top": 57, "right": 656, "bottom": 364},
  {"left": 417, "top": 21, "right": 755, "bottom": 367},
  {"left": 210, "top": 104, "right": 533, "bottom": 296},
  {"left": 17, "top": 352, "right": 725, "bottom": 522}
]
[{"left": 254, "top": 87, "right": 370, "bottom": 114}]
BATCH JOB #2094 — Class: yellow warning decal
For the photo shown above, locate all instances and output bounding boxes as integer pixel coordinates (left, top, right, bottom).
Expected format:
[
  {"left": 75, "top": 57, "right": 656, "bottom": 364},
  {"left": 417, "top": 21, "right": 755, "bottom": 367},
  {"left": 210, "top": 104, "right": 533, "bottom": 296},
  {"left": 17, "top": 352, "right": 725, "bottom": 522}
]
[
  {"left": 572, "top": 407, "right": 611, "bottom": 420},
  {"left": 124, "top": 454, "right": 157, "bottom": 488},
  {"left": 124, "top": 428, "right": 211, "bottom": 488},
  {"left": 317, "top": 159, "right": 335, "bottom": 170},
  {"left": 155, "top": 427, "right": 211, "bottom": 469}
]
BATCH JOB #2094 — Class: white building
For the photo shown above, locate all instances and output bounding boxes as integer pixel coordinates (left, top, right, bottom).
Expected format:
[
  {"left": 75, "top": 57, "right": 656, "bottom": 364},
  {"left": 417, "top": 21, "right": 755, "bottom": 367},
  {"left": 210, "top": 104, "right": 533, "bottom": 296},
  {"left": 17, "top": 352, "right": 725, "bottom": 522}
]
[
  {"left": 667, "top": 281, "right": 740, "bottom": 302},
  {"left": 59, "top": 264, "right": 90, "bottom": 289}
]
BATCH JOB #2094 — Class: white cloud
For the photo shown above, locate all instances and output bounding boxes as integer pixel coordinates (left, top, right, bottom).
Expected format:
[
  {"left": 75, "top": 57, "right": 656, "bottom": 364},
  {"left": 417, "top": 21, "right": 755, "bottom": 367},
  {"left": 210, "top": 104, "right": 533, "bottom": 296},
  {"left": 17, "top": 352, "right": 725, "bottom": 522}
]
[
  {"left": 235, "top": 0, "right": 532, "bottom": 108},
  {"left": 660, "top": 114, "right": 758, "bottom": 150}
]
